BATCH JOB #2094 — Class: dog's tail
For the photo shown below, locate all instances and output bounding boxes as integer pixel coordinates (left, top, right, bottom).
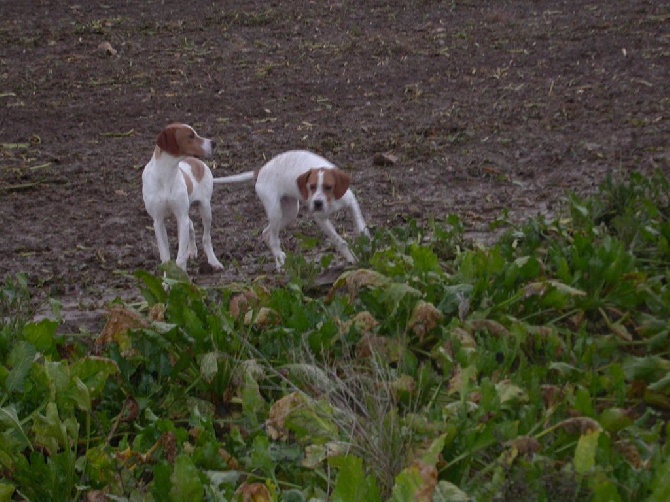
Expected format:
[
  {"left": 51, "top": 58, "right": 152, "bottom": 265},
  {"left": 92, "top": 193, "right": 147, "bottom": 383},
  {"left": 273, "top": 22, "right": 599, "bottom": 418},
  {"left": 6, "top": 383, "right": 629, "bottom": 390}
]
[{"left": 212, "top": 171, "right": 255, "bottom": 184}]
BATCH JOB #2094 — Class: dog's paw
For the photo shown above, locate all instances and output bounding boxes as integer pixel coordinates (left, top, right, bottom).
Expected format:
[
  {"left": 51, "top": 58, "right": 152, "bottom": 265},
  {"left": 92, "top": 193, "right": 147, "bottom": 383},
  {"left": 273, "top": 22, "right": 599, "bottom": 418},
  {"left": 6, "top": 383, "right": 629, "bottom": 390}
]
[
  {"left": 199, "top": 260, "right": 224, "bottom": 274},
  {"left": 274, "top": 252, "right": 286, "bottom": 272},
  {"left": 209, "top": 259, "right": 224, "bottom": 271}
]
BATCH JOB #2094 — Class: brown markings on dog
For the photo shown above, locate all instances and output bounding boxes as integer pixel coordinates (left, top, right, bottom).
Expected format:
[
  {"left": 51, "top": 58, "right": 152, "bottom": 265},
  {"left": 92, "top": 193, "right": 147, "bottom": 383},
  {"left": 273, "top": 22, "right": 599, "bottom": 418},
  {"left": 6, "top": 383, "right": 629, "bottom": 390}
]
[
  {"left": 155, "top": 123, "right": 209, "bottom": 158},
  {"left": 179, "top": 168, "right": 194, "bottom": 195},
  {"left": 183, "top": 157, "right": 206, "bottom": 182},
  {"left": 296, "top": 169, "right": 315, "bottom": 201},
  {"left": 297, "top": 167, "right": 351, "bottom": 202},
  {"left": 323, "top": 168, "right": 350, "bottom": 200}
]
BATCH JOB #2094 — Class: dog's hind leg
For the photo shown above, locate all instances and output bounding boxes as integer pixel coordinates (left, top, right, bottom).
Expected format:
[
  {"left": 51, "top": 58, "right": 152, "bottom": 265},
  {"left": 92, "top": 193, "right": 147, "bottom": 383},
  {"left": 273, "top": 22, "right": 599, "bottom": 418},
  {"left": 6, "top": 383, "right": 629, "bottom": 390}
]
[{"left": 198, "top": 200, "right": 223, "bottom": 270}]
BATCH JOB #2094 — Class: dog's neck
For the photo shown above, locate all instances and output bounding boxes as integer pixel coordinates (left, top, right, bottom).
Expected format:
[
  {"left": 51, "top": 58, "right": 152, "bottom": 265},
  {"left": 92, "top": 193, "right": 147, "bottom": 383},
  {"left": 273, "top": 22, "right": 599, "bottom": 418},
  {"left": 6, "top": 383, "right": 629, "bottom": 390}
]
[{"left": 149, "top": 146, "right": 184, "bottom": 187}]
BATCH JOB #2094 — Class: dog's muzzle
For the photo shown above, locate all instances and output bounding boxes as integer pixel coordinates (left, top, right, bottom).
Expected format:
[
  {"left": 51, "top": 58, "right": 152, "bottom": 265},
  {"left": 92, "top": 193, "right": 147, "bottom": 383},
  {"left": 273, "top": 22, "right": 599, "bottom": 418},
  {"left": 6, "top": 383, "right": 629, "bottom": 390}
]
[{"left": 312, "top": 199, "right": 324, "bottom": 212}]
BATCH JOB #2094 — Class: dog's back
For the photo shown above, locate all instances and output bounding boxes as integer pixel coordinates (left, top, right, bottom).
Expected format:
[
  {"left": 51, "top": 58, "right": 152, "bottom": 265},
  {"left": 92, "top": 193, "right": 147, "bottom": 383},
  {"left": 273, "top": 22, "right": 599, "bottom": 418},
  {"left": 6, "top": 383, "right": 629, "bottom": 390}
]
[{"left": 257, "top": 150, "right": 335, "bottom": 196}]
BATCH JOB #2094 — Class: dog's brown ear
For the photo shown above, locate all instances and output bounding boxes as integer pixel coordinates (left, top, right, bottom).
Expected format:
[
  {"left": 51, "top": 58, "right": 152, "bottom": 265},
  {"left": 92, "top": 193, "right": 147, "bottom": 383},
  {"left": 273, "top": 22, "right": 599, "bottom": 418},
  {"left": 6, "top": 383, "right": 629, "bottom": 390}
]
[
  {"left": 156, "top": 126, "right": 180, "bottom": 156},
  {"left": 332, "top": 168, "right": 351, "bottom": 199},
  {"left": 297, "top": 170, "right": 311, "bottom": 200}
]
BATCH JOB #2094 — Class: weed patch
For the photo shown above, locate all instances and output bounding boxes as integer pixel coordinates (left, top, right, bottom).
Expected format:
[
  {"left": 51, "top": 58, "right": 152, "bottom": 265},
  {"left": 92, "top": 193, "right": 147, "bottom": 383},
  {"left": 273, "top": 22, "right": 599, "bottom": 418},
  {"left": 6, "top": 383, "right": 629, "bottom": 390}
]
[{"left": 1, "top": 172, "right": 669, "bottom": 500}]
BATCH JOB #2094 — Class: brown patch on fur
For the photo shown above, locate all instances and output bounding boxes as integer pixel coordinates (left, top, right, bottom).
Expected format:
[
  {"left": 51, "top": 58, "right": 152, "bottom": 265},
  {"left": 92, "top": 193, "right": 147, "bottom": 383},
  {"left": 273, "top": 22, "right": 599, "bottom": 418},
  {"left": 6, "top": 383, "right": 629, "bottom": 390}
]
[
  {"left": 317, "top": 168, "right": 350, "bottom": 200},
  {"left": 184, "top": 157, "right": 206, "bottom": 182},
  {"left": 297, "top": 168, "right": 350, "bottom": 201},
  {"left": 296, "top": 169, "right": 313, "bottom": 201},
  {"left": 156, "top": 126, "right": 180, "bottom": 156},
  {"left": 331, "top": 169, "right": 350, "bottom": 199},
  {"left": 155, "top": 123, "right": 209, "bottom": 158},
  {"left": 179, "top": 168, "right": 194, "bottom": 195}
]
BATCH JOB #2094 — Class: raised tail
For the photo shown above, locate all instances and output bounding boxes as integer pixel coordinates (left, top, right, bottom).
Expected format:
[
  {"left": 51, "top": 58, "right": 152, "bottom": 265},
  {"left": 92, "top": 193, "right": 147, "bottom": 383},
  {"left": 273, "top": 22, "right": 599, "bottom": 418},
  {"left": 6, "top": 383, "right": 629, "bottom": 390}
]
[{"left": 212, "top": 171, "right": 255, "bottom": 184}]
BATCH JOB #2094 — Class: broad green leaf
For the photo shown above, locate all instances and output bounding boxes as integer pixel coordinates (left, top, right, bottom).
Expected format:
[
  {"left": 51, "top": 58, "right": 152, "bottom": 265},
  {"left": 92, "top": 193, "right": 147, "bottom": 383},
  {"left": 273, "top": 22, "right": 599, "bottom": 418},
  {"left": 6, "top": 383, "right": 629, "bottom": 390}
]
[
  {"left": 32, "top": 402, "right": 78, "bottom": 455},
  {"left": 23, "top": 319, "right": 58, "bottom": 354},
  {"left": 44, "top": 361, "right": 70, "bottom": 402},
  {"left": 160, "top": 261, "right": 192, "bottom": 283},
  {"left": 378, "top": 282, "right": 422, "bottom": 318},
  {"left": 432, "top": 481, "right": 469, "bottom": 502},
  {"left": 84, "top": 445, "right": 116, "bottom": 487},
  {"left": 302, "top": 443, "right": 328, "bottom": 469},
  {"left": 598, "top": 408, "right": 633, "bottom": 433},
  {"left": 330, "top": 455, "right": 381, "bottom": 502},
  {"left": 574, "top": 430, "right": 600, "bottom": 475},
  {"left": 548, "top": 362, "right": 582, "bottom": 378},
  {"left": 68, "top": 377, "right": 91, "bottom": 413},
  {"left": 302, "top": 441, "right": 347, "bottom": 469},
  {"left": 409, "top": 244, "right": 441, "bottom": 274},
  {"left": 152, "top": 463, "right": 172, "bottom": 501},
  {"left": 389, "top": 462, "right": 434, "bottom": 502},
  {"left": 200, "top": 352, "right": 218, "bottom": 383},
  {"left": 0, "top": 406, "right": 32, "bottom": 451},
  {"left": 623, "top": 356, "right": 670, "bottom": 382},
  {"left": 241, "top": 370, "right": 265, "bottom": 424},
  {"left": 204, "top": 470, "right": 241, "bottom": 490},
  {"left": 648, "top": 372, "right": 670, "bottom": 392},
  {"left": 495, "top": 381, "right": 528, "bottom": 405},
  {"left": 0, "top": 482, "right": 15, "bottom": 501},
  {"left": 182, "top": 306, "right": 208, "bottom": 344},
  {"left": 590, "top": 476, "right": 622, "bottom": 502},
  {"left": 285, "top": 400, "right": 338, "bottom": 445},
  {"left": 420, "top": 433, "right": 447, "bottom": 466},
  {"left": 280, "top": 489, "right": 306, "bottom": 502},
  {"left": 134, "top": 269, "right": 169, "bottom": 304},
  {"left": 547, "top": 280, "right": 587, "bottom": 297},
  {"left": 571, "top": 201, "right": 589, "bottom": 217},
  {"left": 249, "top": 435, "right": 276, "bottom": 476},
  {"left": 5, "top": 341, "right": 36, "bottom": 393},
  {"left": 70, "top": 356, "right": 119, "bottom": 399},
  {"left": 169, "top": 454, "right": 203, "bottom": 502},
  {"left": 650, "top": 455, "right": 670, "bottom": 502}
]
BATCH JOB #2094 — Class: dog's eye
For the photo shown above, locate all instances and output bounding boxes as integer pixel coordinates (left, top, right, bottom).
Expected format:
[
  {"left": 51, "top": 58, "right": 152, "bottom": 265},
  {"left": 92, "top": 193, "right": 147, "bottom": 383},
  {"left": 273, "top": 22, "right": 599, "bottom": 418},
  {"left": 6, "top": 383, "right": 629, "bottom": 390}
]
[
  {"left": 309, "top": 184, "right": 318, "bottom": 192},
  {"left": 323, "top": 184, "right": 333, "bottom": 191}
]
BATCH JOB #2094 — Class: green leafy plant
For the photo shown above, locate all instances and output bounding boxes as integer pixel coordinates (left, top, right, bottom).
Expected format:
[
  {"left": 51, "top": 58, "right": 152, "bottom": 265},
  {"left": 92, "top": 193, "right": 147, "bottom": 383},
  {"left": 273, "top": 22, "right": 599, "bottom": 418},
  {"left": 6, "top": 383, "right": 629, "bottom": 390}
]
[{"left": 1, "top": 171, "right": 669, "bottom": 500}]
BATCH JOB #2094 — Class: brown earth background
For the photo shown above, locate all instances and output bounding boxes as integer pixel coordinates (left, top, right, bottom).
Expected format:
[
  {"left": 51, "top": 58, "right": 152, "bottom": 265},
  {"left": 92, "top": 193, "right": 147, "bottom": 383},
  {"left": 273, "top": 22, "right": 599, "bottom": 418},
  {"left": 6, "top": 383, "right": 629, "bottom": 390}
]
[{"left": 0, "top": 0, "right": 668, "bottom": 332}]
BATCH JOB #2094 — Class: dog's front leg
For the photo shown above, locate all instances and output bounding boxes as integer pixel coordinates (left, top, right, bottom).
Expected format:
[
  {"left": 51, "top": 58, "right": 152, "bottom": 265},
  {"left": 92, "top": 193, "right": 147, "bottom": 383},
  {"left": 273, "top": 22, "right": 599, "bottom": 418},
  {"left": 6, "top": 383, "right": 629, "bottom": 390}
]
[
  {"left": 315, "top": 218, "right": 356, "bottom": 263},
  {"left": 153, "top": 219, "right": 171, "bottom": 263},
  {"left": 175, "top": 215, "right": 192, "bottom": 271},
  {"left": 262, "top": 224, "right": 286, "bottom": 271}
]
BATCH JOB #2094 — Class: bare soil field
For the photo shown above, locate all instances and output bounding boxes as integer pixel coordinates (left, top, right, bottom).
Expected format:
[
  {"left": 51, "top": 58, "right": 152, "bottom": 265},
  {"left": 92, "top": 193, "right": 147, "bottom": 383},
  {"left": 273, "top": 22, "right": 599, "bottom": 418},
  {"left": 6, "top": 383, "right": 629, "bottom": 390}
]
[{"left": 1, "top": 0, "right": 667, "bottom": 332}]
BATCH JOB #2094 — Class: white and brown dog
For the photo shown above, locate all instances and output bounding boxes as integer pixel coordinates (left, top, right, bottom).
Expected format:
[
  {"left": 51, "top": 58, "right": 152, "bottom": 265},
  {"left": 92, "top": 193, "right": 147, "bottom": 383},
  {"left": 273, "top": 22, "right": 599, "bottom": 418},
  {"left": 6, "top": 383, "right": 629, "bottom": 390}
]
[
  {"left": 142, "top": 123, "right": 223, "bottom": 272},
  {"left": 213, "top": 150, "right": 369, "bottom": 271}
]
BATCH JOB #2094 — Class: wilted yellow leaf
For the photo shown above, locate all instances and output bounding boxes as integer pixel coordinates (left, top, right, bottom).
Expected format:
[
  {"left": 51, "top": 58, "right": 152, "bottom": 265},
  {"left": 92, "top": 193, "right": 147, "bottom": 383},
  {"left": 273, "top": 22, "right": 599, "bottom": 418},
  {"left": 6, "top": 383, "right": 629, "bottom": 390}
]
[
  {"left": 96, "top": 305, "right": 149, "bottom": 355},
  {"left": 234, "top": 483, "right": 271, "bottom": 502},
  {"left": 408, "top": 301, "right": 444, "bottom": 341},
  {"left": 327, "top": 268, "right": 390, "bottom": 302},
  {"left": 265, "top": 392, "right": 304, "bottom": 441}
]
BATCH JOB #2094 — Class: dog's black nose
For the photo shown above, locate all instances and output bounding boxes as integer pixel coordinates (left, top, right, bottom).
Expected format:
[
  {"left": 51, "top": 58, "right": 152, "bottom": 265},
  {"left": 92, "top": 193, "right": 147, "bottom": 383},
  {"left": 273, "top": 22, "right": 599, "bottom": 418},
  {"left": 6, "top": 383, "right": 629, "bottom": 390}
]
[
  {"left": 211, "top": 140, "right": 217, "bottom": 150},
  {"left": 313, "top": 200, "right": 324, "bottom": 211}
]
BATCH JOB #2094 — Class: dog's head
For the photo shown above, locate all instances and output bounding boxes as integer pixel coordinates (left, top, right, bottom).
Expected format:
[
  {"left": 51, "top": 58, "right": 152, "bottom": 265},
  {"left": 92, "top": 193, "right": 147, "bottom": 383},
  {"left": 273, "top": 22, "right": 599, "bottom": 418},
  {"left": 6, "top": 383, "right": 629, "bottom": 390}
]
[
  {"left": 155, "top": 123, "right": 215, "bottom": 159},
  {"left": 297, "top": 167, "right": 350, "bottom": 214}
]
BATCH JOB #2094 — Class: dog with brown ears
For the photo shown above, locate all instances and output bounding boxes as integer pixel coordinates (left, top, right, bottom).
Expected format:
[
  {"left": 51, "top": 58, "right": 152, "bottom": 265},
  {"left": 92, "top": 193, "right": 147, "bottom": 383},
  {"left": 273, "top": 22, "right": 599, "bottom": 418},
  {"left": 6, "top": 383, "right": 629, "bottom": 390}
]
[
  {"left": 213, "top": 150, "right": 369, "bottom": 271},
  {"left": 142, "top": 123, "right": 224, "bottom": 272}
]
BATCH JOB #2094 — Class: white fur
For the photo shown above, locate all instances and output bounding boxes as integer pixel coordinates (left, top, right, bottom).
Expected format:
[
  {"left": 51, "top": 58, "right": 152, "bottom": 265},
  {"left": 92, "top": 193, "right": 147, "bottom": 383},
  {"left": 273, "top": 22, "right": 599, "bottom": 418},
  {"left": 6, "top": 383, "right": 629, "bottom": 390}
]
[
  {"left": 142, "top": 124, "right": 223, "bottom": 272},
  {"left": 214, "top": 150, "right": 369, "bottom": 271}
]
